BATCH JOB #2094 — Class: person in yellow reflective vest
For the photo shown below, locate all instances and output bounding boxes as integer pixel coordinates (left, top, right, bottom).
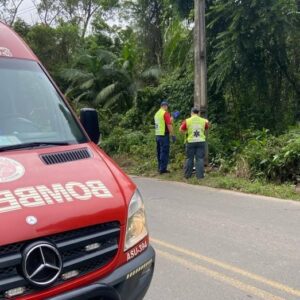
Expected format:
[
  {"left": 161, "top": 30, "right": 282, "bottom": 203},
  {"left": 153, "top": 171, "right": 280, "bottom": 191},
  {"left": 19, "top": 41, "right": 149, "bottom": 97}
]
[
  {"left": 154, "top": 101, "right": 176, "bottom": 174},
  {"left": 180, "top": 107, "right": 209, "bottom": 179}
]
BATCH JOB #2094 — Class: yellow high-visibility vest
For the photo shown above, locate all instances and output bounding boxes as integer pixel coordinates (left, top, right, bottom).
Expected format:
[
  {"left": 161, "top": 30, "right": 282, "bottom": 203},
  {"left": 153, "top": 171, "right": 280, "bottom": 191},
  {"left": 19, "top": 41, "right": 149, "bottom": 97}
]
[
  {"left": 154, "top": 108, "right": 166, "bottom": 136},
  {"left": 186, "top": 115, "right": 207, "bottom": 143}
]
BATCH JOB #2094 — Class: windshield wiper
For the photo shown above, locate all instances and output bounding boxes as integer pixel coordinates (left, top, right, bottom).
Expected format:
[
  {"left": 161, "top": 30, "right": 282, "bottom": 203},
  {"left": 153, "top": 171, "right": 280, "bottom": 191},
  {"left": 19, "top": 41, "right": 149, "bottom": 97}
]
[{"left": 0, "top": 142, "right": 71, "bottom": 152}]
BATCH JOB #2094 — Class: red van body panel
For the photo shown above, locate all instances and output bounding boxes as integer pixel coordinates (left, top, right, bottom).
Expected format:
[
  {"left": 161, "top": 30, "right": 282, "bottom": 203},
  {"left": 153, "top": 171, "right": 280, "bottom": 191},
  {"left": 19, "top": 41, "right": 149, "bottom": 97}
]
[
  {"left": 0, "top": 22, "right": 154, "bottom": 300},
  {"left": 0, "top": 21, "right": 37, "bottom": 60},
  {"left": 0, "top": 143, "right": 137, "bottom": 247}
]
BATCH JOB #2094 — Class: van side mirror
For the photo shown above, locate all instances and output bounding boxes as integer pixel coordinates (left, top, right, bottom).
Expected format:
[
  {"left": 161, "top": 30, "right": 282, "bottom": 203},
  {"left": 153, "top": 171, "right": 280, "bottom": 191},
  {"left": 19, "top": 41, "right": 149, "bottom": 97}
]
[{"left": 80, "top": 108, "right": 100, "bottom": 144}]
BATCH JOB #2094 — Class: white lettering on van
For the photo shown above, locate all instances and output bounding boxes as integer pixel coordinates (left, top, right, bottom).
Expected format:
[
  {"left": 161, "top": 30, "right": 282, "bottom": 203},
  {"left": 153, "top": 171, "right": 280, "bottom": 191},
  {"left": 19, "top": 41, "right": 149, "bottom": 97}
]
[
  {"left": 65, "top": 182, "right": 92, "bottom": 200},
  {"left": 14, "top": 187, "right": 45, "bottom": 207},
  {"left": 0, "top": 190, "right": 21, "bottom": 213},
  {"left": 86, "top": 180, "right": 113, "bottom": 198},
  {"left": 0, "top": 180, "right": 113, "bottom": 214},
  {"left": 127, "top": 240, "right": 148, "bottom": 261},
  {"left": 36, "top": 184, "right": 72, "bottom": 204}
]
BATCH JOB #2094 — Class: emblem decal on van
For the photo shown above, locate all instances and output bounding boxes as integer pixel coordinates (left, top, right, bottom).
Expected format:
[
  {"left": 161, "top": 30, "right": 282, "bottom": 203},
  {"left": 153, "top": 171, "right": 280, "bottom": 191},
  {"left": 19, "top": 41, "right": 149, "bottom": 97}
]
[
  {"left": 0, "top": 157, "right": 25, "bottom": 183},
  {"left": 0, "top": 47, "right": 12, "bottom": 57},
  {"left": 26, "top": 216, "right": 38, "bottom": 225}
]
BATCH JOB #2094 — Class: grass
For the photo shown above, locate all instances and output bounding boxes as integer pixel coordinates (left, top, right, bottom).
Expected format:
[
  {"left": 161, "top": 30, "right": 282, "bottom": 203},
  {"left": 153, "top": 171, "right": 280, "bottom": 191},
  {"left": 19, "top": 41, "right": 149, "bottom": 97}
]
[{"left": 113, "top": 154, "right": 300, "bottom": 201}]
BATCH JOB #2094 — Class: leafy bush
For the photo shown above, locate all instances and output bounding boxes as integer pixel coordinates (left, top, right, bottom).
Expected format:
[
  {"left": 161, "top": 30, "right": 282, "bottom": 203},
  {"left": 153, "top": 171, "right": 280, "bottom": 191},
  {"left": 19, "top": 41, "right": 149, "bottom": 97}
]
[
  {"left": 263, "top": 131, "right": 300, "bottom": 182},
  {"left": 156, "top": 70, "right": 194, "bottom": 115},
  {"left": 101, "top": 124, "right": 187, "bottom": 171},
  {"left": 234, "top": 128, "right": 300, "bottom": 182},
  {"left": 101, "top": 128, "right": 147, "bottom": 154},
  {"left": 101, "top": 120, "right": 299, "bottom": 184}
]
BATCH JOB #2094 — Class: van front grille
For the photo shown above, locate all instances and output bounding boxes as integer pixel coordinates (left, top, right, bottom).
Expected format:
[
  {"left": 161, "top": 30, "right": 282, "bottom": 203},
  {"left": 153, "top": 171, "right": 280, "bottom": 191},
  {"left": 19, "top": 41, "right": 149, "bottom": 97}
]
[
  {"left": 40, "top": 148, "right": 91, "bottom": 165},
  {"left": 0, "top": 222, "right": 120, "bottom": 299}
]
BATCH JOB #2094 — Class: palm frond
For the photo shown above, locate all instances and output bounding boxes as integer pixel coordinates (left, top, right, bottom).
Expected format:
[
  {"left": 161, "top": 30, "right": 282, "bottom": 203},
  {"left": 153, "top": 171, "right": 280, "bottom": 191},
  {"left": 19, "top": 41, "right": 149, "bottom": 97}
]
[
  {"left": 141, "top": 67, "right": 162, "bottom": 80},
  {"left": 95, "top": 83, "right": 118, "bottom": 104},
  {"left": 103, "top": 92, "right": 123, "bottom": 109},
  {"left": 73, "top": 91, "right": 93, "bottom": 103},
  {"left": 61, "top": 68, "right": 93, "bottom": 83},
  {"left": 80, "top": 78, "right": 95, "bottom": 90},
  {"left": 95, "top": 49, "right": 118, "bottom": 64}
]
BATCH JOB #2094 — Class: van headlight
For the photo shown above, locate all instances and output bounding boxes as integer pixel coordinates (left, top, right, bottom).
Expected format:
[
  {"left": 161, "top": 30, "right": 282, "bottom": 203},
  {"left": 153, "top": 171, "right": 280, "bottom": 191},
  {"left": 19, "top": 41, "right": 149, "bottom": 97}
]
[{"left": 124, "top": 190, "right": 148, "bottom": 251}]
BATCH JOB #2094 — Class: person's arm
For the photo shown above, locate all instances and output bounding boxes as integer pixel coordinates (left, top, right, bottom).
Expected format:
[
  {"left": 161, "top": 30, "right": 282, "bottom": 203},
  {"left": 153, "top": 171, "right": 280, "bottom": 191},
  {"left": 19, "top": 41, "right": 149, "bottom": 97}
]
[
  {"left": 164, "top": 112, "right": 174, "bottom": 135},
  {"left": 164, "top": 112, "right": 176, "bottom": 142},
  {"left": 205, "top": 120, "right": 210, "bottom": 132},
  {"left": 205, "top": 120, "right": 210, "bottom": 129},
  {"left": 204, "top": 121, "right": 210, "bottom": 137},
  {"left": 180, "top": 120, "right": 187, "bottom": 133},
  {"left": 167, "top": 124, "right": 174, "bottom": 136}
]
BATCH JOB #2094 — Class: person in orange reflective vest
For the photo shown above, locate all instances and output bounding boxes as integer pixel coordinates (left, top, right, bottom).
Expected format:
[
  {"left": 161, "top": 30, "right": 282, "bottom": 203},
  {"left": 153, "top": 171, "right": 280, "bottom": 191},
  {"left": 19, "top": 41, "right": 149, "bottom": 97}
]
[{"left": 180, "top": 107, "right": 209, "bottom": 179}]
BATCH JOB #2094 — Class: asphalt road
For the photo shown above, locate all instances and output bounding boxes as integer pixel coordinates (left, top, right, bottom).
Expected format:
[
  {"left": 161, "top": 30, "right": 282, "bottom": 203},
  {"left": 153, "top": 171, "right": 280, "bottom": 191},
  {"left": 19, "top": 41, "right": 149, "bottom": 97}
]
[{"left": 132, "top": 177, "right": 300, "bottom": 300}]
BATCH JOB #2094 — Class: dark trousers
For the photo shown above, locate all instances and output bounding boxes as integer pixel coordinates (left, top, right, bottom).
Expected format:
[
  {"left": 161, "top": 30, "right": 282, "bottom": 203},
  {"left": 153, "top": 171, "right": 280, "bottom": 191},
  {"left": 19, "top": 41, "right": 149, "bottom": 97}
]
[
  {"left": 156, "top": 135, "right": 170, "bottom": 172},
  {"left": 184, "top": 142, "right": 205, "bottom": 179}
]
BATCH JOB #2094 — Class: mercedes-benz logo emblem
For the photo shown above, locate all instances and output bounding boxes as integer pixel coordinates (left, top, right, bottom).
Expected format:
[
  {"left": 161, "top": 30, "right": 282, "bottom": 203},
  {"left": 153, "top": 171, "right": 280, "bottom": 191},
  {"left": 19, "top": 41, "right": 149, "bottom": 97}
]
[
  {"left": 22, "top": 242, "right": 62, "bottom": 287},
  {"left": 26, "top": 216, "right": 37, "bottom": 225}
]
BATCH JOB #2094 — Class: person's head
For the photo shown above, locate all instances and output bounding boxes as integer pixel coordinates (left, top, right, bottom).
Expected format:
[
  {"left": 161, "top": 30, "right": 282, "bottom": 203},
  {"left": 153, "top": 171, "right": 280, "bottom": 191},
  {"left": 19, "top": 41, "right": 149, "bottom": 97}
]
[
  {"left": 191, "top": 107, "right": 200, "bottom": 116},
  {"left": 160, "top": 101, "right": 169, "bottom": 111}
]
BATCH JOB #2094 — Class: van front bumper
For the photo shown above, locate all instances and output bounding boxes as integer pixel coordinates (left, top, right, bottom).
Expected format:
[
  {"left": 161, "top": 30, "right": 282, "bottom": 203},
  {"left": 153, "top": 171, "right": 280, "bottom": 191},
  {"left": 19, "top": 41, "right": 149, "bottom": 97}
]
[{"left": 46, "top": 246, "right": 155, "bottom": 300}]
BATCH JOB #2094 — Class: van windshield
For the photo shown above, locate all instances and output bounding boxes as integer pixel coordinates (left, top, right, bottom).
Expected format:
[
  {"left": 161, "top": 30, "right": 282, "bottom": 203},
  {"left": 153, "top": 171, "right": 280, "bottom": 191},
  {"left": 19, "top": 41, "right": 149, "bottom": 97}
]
[{"left": 0, "top": 58, "right": 87, "bottom": 149}]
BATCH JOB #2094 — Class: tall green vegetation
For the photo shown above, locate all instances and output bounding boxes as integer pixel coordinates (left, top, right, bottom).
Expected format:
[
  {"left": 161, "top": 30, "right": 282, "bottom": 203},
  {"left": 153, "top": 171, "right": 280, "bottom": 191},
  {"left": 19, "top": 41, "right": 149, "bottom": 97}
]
[
  {"left": 129, "top": 0, "right": 165, "bottom": 67},
  {"left": 61, "top": 49, "right": 136, "bottom": 111},
  {"left": 1, "top": 0, "right": 298, "bottom": 183},
  {"left": 207, "top": 0, "right": 300, "bottom": 133}
]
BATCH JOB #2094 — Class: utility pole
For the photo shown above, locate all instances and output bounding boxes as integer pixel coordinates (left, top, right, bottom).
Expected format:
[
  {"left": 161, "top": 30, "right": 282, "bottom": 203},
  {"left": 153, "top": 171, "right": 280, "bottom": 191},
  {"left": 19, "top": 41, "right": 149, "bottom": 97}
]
[
  {"left": 194, "top": 0, "right": 207, "bottom": 117},
  {"left": 194, "top": 0, "right": 208, "bottom": 165}
]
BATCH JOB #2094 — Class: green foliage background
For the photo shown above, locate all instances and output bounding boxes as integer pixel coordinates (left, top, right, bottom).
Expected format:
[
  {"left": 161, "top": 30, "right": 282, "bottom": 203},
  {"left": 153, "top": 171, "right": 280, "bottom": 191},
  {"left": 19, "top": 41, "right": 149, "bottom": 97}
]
[{"left": 7, "top": 0, "right": 300, "bottom": 185}]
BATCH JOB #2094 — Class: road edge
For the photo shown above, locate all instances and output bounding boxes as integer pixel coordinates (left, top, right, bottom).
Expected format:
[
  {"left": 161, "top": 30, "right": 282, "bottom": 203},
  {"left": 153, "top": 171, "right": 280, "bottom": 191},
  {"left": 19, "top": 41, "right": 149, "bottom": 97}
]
[{"left": 131, "top": 175, "right": 300, "bottom": 204}]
